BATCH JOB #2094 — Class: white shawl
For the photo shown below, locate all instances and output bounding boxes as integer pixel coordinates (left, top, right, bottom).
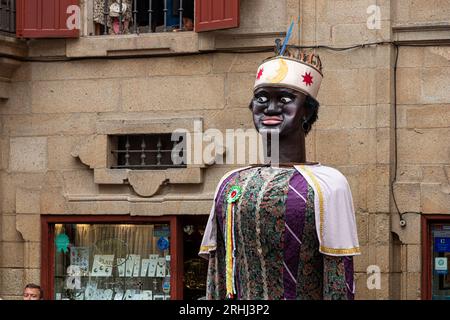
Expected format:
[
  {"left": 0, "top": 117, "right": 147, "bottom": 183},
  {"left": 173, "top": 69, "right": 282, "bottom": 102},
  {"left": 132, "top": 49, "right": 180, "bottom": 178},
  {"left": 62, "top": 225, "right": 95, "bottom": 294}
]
[{"left": 199, "top": 164, "right": 360, "bottom": 258}]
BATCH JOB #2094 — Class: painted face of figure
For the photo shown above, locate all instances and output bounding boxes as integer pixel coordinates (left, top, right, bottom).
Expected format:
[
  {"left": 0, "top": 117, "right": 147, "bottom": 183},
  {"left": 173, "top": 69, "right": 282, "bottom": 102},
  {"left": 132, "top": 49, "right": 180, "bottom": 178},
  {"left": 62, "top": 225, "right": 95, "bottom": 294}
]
[{"left": 250, "top": 86, "right": 307, "bottom": 137}]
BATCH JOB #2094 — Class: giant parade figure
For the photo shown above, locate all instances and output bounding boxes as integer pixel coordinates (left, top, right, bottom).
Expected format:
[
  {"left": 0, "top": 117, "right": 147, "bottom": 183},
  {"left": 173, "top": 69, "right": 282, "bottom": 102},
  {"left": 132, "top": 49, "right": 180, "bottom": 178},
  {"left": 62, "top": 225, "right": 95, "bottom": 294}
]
[{"left": 199, "top": 39, "right": 361, "bottom": 300}]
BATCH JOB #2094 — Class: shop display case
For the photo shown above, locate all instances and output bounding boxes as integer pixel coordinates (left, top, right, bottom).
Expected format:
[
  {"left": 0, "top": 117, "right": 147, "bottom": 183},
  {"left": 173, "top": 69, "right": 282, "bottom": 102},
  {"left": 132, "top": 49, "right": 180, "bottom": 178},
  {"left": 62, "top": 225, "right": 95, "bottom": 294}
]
[{"left": 41, "top": 215, "right": 182, "bottom": 300}]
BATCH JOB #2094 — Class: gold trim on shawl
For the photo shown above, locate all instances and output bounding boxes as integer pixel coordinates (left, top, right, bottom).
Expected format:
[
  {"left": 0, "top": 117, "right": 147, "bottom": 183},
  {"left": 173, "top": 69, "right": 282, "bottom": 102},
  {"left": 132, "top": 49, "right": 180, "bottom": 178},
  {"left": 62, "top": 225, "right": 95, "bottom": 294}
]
[
  {"left": 320, "top": 246, "right": 361, "bottom": 255},
  {"left": 200, "top": 245, "right": 216, "bottom": 252}
]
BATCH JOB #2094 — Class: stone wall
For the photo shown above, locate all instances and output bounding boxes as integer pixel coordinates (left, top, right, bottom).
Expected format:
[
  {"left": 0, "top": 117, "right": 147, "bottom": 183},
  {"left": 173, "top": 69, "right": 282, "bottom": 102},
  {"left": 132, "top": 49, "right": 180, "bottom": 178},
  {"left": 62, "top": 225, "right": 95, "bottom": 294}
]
[{"left": 1, "top": 0, "right": 449, "bottom": 299}]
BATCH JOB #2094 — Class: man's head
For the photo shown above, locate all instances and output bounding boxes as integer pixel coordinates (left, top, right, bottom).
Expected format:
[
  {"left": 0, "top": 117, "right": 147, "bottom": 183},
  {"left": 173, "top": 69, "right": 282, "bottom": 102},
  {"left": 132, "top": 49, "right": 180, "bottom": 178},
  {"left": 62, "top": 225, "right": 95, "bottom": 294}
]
[
  {"left": 23, "top": 283, "right": 43, "bottom": 300},
  {"left": 249, "top": 48, "right": 322, "bottom": 137}
]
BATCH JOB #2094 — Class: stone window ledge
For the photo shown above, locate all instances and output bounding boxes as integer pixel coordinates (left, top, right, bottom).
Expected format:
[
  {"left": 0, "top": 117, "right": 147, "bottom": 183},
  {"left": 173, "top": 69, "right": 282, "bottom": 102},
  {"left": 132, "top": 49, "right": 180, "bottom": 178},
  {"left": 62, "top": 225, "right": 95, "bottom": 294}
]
[
  {"left": 30, "top": 31, "right": 283, "bottom": 59},
  {"left": 72, "top": 116, "right": 210, "bottom": 197},
  {"left": 66, "top": 32, "right": 201, "bottom": 58},
  {"left": 393, "top": 23, "right": 450, "bottom": 44}
]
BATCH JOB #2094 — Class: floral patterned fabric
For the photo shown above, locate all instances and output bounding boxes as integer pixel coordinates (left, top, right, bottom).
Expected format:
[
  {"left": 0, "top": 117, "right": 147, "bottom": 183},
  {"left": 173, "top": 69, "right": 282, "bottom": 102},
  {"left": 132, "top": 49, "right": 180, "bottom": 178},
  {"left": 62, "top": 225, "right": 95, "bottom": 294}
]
[{"left": 205, "top": 166, "right": 354, "bottom": 300}]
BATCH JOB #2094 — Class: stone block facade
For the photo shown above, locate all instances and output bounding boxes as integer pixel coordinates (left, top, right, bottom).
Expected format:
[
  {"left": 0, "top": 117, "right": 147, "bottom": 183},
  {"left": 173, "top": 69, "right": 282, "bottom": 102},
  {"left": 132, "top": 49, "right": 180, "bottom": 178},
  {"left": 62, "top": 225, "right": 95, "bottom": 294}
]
[{"left": 0, "top": 0, "right": 449, "bottom": 299}]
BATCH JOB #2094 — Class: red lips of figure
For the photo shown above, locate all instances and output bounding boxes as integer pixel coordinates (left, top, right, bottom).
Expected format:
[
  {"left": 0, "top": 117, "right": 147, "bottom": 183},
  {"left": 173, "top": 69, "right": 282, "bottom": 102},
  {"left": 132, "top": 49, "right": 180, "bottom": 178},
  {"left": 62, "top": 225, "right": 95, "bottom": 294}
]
[{"left": 262, "top": 116, "right": 283, "bottom": 125}]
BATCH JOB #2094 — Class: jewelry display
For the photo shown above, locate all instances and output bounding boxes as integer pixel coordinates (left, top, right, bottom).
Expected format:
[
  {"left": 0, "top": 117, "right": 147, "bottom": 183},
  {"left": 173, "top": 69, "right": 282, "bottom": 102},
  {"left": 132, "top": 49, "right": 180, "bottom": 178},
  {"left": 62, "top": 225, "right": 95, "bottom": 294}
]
[
  {"left": 104, "top": 289, "right": 114, "bottom": 300},
  {"left": 125, "top": 255, "right": 137, "bottom": 277},
  {"left": 165, "top": 255, "right": 171, "bottom": 276},
  {"left": 74, "top": 292, "right": 85, "bottom": 300},
  {"left": 114, "top": 291, "right": 124, "bottom": 300},
  {"left": 133, "top": 293, "right": 143, "bottom": 300},
  {"left": 140, "top": 259, "right": 150, "bottom": 277},
  {"left": 117, "top": 258, "right": 126, "bottom": 277},
  {"left": 84, "top": 282, "right": 98, "bottom": 300},
  {"left": 142, "top": 290, "right": 153, "bottom": 300},
  {"left": 124, "top": 289, "right": 136, "bottom": 300},
  {"left": 91, "top": 255, "right": 114, "bottom": 277},
  {"left": 156, "top": 257, "right": 166, "bottom": 277},
  {"left": 132, "top": 255, "right": 141, "bottom": 277},
  {"left": 93, "top": 289, "right": 104, "bottom": 300},
  {"left": 148, "top": 254, "right": 158, "bottom": 277},
  {"left": 70, "top": 247, "right": 89, "bottom": 275},
  {"left": 152, "top": 279, "right": 158, "bottom": 292},
  {"left": 162, "top": 277, "right": 170, "bottom": 294}
]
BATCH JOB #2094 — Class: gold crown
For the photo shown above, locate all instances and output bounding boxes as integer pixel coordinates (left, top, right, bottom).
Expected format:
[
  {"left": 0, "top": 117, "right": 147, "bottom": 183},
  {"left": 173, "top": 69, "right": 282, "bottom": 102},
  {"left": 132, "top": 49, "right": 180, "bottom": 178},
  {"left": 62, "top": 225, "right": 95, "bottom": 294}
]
[{"left": 272, "top": 46, "right": 322, "bottom": 73}]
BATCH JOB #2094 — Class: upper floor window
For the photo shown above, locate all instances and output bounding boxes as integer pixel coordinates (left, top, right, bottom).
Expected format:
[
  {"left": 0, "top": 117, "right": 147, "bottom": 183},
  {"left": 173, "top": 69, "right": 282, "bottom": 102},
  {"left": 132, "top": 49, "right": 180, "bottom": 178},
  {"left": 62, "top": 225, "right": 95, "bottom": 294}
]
[{"left": 93, "top": 0, "right": 194, "bottom": 35}]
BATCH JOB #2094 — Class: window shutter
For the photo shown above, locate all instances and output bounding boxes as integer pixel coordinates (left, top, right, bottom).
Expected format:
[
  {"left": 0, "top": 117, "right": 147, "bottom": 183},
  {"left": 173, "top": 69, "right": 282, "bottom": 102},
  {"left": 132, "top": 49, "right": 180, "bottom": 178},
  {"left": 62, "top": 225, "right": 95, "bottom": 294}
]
[
  {"left": 16, "top": 0, "right": 80, "bottom": 38},
  {"left": 194, "top": 0, "right": 239, "bottom": 32}
]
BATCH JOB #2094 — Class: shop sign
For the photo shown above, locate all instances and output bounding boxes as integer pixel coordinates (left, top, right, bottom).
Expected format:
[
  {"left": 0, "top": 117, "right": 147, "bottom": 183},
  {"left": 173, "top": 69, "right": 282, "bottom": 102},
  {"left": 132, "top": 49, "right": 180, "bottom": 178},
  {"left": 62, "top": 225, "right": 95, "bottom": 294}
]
[
  {"left": 435, "top": 237, "right": 450, "bottom": 252},
  {"left": 435, "top": 257, "right": 448, "bottom": 275}
]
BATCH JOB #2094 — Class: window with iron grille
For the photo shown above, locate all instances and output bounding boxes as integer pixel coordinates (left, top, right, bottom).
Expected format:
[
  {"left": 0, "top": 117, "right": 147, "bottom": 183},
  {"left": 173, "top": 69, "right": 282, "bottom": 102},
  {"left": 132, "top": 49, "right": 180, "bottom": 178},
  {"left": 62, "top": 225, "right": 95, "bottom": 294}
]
[
  {"left": 110, "top": 133, "right": 187, "bottom": 170},
  {"left": 94, "top": 0, "right": 195, "bottom": 35},
  {"left": 0, "top": 0, "right": 15, "bottom": 35}
]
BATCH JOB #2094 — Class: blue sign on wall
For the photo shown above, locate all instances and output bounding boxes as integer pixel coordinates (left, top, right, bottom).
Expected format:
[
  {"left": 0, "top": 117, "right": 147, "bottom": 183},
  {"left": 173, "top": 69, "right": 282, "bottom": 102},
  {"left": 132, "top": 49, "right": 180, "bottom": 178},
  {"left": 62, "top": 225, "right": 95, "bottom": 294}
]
[{"left": 434, "top": 237, "right": 450, "bottom": 252}]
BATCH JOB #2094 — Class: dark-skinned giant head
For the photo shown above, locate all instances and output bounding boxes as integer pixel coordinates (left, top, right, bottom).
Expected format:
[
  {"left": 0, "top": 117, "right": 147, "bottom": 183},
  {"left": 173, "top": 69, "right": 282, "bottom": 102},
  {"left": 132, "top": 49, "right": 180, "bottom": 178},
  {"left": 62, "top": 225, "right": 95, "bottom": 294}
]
[{"left": 249, "top": 47, "right": 323, "bottom": 138}]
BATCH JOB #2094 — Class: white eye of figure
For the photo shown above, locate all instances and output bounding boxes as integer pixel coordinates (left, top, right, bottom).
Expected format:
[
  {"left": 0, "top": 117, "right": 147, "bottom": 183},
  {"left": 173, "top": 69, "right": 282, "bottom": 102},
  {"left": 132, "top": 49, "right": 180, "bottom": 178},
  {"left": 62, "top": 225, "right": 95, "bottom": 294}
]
[
  {"left": 280, "top": 97, "right": 292, "bottom": 103},
  {"left": 256, "top": 96, "right": 268, "bottom": 103}
]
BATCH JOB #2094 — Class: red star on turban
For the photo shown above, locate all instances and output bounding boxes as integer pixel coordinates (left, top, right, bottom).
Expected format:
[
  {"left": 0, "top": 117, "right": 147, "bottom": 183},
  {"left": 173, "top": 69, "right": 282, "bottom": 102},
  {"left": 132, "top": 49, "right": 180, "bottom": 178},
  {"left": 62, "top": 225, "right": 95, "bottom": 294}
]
[
  {"left": 302, "top": 72, "right": 313, "bottom": 86},
  {"left": 256, "top": 67, "right": 264, "bottom": 80}
]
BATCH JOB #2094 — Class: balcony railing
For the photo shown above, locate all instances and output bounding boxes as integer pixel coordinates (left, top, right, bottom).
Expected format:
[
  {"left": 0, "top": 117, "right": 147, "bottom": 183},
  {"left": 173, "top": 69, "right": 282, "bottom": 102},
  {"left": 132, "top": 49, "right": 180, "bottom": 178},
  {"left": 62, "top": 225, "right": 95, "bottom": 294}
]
[
  {"left": 0, "top": 0, "right": 15, "bottom": 35},
  {"left": 96, "top": 0, "right": 193, "bottom": 35}
]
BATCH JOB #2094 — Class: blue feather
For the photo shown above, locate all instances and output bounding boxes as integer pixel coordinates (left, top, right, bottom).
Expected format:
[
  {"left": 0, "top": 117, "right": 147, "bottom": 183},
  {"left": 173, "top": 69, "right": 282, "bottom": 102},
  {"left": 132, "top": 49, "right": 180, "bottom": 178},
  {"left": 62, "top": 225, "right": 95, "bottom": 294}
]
[{"left": 279, "top": 21, "right": 294, "bottom": 56}]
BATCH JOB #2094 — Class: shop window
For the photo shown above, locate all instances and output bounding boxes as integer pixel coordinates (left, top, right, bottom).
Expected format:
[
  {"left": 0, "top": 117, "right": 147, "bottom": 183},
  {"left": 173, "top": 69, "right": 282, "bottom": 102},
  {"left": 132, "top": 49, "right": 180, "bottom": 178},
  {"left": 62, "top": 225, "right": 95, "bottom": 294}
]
[
  {"left": 422, "top": 216, "right": 450, "bottom": 300},
  {"left": 109, "top": 133, "right": 187, "bottom": 170},
  {"left": 41, "top": 215, "right": 183, "bottom": 300}
]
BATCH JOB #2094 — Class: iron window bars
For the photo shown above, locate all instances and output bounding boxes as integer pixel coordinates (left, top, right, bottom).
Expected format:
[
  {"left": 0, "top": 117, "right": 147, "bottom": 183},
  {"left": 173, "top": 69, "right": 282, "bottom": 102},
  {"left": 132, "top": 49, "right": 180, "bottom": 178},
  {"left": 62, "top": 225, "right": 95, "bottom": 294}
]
[
  {"left": 102, "top": 0, "right": 188, "bottom": 35},
  {"left": 111, "top": 133, "right": 187, "bottom": 170}
]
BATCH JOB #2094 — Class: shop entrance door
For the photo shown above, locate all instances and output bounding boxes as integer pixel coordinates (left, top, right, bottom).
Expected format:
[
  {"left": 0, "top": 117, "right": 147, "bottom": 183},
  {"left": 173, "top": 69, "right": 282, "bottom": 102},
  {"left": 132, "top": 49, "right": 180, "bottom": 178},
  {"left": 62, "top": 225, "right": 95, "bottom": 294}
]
[{"left": 181, "top": 215, "right": 208, "bottom": 300}]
